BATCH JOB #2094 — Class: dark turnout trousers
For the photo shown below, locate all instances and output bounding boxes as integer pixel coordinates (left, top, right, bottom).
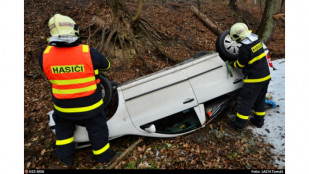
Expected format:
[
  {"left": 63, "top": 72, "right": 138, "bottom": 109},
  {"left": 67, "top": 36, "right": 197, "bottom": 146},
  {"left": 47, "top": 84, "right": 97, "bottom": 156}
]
[
  {"left": 53, "top": 109, "right": 111, "bottom": 165},
  {"left": 236, "top": 80, "right": 270, "bottom": 122}
]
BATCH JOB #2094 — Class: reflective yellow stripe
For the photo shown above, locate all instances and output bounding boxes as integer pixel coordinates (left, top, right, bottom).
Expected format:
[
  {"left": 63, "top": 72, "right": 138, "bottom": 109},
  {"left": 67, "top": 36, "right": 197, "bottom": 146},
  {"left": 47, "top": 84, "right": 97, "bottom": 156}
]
[
  {"left": 101, "top": 59, "right": 111, "bottom": 71},
  {"left": 51, "top": 65, "right": 85, "bottom": 74},
  {"left": 236, "top": 60, "right": 245, "bottom": 68},
  {"left": 82, "top": 45, "right": 89, "bottom": 52},
  {"left": 50, "top": 76, "right": 95, "bottom": 85},
  {"left": 237, "top": 112, "right": 249, "bottom": 120},
  {"left": 54, "top": 99, "right": 103, "bottom": 113},
  {"left": 94, "top": 69, "right": 99, "bottom": 75},
  {"left": 56, "top": 137, "right": 74, "bottom": 146},
  {"left": 243, "top": 75, "right": 271, "bottom": 83},
  {"left": 44, "top": 46, "right": 53, "bottom": 54},
  {"left": 93, "top": 143, "right": 110, "bottom": 155},
  {"left": 52, "top": 84, "right": 97, "bottom": 94},
  {"left": 254, "top": 111, "right": 266, "bottom": 116},
  {"left": 248, "top": 52, "right": 266, "bottom": 64},
  {"left": 233, "top": 61, "right": 238, "bottom": 69},
  {"left": 251, "top": 42, "right": 263, "bottom": 53}
]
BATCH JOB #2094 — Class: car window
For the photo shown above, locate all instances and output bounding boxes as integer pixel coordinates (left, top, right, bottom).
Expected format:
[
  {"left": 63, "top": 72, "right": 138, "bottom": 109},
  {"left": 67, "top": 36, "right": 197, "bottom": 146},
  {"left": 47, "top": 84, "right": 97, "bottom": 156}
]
[{"left": 140, "top": 108, "right": 201, "bottom": 134}]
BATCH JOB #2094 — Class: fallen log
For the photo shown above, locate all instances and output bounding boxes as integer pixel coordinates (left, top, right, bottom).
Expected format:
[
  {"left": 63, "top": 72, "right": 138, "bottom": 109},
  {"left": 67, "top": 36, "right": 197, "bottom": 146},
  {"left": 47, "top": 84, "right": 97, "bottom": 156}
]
[
  {"left": 107, "top": 138, "right": 143, "bottom": 169},
  {"left": 190, "top": 6, "right": 223, "bottom": 36}
]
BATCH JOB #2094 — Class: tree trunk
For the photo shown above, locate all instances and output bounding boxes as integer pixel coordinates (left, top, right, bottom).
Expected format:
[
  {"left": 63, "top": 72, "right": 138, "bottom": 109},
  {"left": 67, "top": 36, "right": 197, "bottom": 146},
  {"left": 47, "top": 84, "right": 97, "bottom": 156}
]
[
  {"left": 257, "top": 0, "right": 283, "bottom": 45},
  {"left": 229, "top": 0, "right": 237, "bottom": 10}
]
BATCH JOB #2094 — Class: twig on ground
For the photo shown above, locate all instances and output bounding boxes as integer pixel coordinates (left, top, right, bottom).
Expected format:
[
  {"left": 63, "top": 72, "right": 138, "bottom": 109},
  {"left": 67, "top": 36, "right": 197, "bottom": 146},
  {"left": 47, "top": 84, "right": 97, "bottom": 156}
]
[{"left": 108, "top": 138, "right": 143, "bottom": 169}]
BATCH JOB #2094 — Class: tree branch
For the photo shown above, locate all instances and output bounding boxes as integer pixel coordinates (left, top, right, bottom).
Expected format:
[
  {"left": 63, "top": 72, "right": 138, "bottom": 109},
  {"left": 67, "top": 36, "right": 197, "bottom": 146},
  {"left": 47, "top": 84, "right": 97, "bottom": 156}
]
[
  {"left": 190, "top": 6, "right": 223, "bottom": 36},
  {"left": 138, "top": 22, "right": 177, "bottom": 64},
  {"left": 132, "top": 0, "right": 143, "bottom": 22},
  {"left": 107, "top": 138, "right": 143, "bottom": 169},
  {"left": 104, "top": 28, "right": 118, "bottom": 52}
]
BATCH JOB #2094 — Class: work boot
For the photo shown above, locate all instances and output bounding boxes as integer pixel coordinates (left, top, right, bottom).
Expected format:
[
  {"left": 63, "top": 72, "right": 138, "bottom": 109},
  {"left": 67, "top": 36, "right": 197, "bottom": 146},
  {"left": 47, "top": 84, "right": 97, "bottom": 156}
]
[
  {"left": 58, "top": 157, "right": 74, "bottom": 167},
  {"left": 250, "top": 116, "right": 264, "bottom": 128},
  {"left": 96, "top": 149, "right": 115, "bottom": 163},
  {"left": 60, "top": 161, "right": 74, "bottom": 168},
  {"left": 229, "top": 117, "right": 247, "bottom": 130},
  {"left": 47, "top": 162, "right": 73, "bottom": 169}
]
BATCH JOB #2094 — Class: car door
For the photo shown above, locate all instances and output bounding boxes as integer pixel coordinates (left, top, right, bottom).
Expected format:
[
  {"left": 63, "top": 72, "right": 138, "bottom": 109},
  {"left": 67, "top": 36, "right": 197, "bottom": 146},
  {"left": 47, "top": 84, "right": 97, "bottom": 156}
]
[
  {"left": 184, "top": 53, "right": 243, "bottom": 104},
  {"left": 120, "top": 67, "right": 199, "bottom": 134}
]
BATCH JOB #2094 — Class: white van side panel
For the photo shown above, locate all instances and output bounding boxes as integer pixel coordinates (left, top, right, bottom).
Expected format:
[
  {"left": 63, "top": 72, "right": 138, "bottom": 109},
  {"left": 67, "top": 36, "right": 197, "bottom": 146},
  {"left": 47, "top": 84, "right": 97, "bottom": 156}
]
[
  {"left": 74, "top": 90, "right": 142, "bottom": 142},
  {"left": 106, "top": 90, "right": 140, "bottom": 139},
  {"left": 184, "top": 56, "right": 244, "bottom": 104},
  {"left": 123, "top": 70, "right": 198, "bottom": 129}
]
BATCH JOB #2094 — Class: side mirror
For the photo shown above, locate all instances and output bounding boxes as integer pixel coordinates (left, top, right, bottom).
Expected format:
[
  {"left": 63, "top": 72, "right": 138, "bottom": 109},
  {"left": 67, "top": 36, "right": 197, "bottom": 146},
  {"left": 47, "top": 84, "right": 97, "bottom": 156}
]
[{"left": 144, "top": 124, "right": 156, "bottom": 133}]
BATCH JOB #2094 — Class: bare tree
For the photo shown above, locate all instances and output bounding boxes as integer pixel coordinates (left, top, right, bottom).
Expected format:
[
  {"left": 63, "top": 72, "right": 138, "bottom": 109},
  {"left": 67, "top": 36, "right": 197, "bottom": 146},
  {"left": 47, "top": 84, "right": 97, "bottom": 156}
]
[
  {"left": 81, "top": 0, "right": 177, "bottom": 72},
  {"left": 257, "top": 0, "right": 283, "bottom": 45}
]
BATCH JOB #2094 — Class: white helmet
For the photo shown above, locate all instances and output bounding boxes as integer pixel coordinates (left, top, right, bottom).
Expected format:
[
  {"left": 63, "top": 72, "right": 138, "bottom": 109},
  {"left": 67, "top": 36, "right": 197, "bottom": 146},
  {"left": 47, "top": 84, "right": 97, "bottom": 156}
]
[
  {"left": 48, "top": 14, "right": 79, "bottom": 37},
  {"left": 229, "top": 23, "right": 251, "bottom": 42}
]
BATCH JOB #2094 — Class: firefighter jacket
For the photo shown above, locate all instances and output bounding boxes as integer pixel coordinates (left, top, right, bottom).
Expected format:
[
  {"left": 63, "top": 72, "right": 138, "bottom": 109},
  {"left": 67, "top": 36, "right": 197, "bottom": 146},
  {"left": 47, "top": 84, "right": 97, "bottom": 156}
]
[
  {"left": 39, "top": 41, "right": 110, "bottom": 120},
  {"left": 230, "top": 40, "right": 271, "bottom": 83}
]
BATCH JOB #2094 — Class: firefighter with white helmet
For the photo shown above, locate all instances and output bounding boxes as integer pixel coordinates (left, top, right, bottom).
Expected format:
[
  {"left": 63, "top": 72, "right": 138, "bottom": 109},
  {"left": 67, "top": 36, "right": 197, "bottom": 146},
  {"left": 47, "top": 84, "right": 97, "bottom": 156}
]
[
  {"left": 47, "top": 14, "right": 80, "bottom": 45},
  {"left": 228, "top": 23, "right": 271, "bottom": 130},
  {"left": 229, "top": 23, "right": 251, "bottom": 42},
  {"left": 38, "top": 14, "right": 113, "bottom": 166}
]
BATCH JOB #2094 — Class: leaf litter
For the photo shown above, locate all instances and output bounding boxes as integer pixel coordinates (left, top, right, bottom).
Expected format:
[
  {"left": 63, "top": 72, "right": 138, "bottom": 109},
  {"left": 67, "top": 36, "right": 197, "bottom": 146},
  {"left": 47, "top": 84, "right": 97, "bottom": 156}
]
[{"left": 24, "top": 0, "right": 285, "bottom": 170}]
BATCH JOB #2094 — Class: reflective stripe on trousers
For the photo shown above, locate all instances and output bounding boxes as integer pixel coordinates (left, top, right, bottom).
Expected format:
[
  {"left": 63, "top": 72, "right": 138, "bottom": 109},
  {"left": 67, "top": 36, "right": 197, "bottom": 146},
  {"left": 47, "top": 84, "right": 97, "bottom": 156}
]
[
  {"left": 54, "top": 99, "right": 103, "bottom": 113},
  {"left": 56, "top": 137, "right": 74, "bottom": 145},
  {"left": 237, "top": 80, "right": 270, "bottom": 120},
  {"left": 93, "top": 143, "right": 110, "bottom": 155}
]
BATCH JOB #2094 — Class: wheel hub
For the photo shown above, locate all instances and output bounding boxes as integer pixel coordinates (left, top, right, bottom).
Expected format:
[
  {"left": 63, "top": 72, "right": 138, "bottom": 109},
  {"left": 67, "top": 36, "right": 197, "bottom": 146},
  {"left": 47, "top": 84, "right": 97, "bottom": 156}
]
[
  {"left": 231, "top": 41, "right": 237, "bottom": 47},
  {"left": 224, "top": 35, "right": 241, "bottom": 55}
]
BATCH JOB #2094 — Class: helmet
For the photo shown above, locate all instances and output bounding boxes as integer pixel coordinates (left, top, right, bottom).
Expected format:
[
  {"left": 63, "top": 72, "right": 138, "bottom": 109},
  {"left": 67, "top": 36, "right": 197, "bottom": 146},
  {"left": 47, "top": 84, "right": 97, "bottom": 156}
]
[
  {"left": 229, "top": 23, "right": 251, "bottom": 42},
  {"left": 48, "top": 14, "right": 79, "bottom": 37}
]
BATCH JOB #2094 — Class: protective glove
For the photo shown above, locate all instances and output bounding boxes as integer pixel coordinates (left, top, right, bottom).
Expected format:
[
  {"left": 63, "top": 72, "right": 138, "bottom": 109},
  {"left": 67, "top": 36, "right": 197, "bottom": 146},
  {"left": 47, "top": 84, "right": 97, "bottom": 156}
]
[
  {"left": 225, "top": 60, "right": 231, "bottom": 66},
  {"left": 225, "top": 61, "right": 233, "bottom": 77}
]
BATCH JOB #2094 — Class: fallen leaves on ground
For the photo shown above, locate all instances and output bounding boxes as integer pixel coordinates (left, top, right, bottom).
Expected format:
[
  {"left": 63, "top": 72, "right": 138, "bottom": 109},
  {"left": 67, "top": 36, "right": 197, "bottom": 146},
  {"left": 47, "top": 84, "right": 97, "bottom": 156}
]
[{"left": 24, "top": 0, "right": 285, "bottom": 170}]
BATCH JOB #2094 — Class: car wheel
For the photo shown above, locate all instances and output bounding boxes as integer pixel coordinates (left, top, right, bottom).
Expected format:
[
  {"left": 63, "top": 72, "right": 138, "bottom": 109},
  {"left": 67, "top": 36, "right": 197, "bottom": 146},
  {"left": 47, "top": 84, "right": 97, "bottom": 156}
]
[
  {"left": 110, "top": 81, "right": 120, "bottom": 103},
  {"left": 99, "top": 76, "right": 113, "bottom": 108},
  {"left": 216, "top": 30, "right": 242, "bottom": 61},
  {"left": 105, "top": 81, "right": 120, "bottom": 119},
  {"left": 110, "top": 81, "right": 120, "bottom": 93}
]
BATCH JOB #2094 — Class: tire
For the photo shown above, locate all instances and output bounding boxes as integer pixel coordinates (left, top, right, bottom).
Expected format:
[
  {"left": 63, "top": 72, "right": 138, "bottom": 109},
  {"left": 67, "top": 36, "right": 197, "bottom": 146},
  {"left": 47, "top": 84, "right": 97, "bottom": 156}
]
[
  {"left": 104, "top": 81, "right": 120, "bottom": 118},
  {"left": 110, "top": 81, "right": 120, "bottom": 90},
  {"left": 215, "top": 30, "right": 242, "bottom": 61},
  {"left": 110, "top": 81, "right": 120, "bottom": 86},
  {"left": 99, "top": 76, "right": 113, "bottom": 108},
  {"left": 110, "top": 81, "right": 120, "bottom": 96}
]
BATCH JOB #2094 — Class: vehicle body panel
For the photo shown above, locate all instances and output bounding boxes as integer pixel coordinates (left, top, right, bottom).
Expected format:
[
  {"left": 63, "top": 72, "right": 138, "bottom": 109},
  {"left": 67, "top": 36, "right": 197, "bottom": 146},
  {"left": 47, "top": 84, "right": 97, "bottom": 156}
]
[
  {"left": 182, "top": 54, "right": 244, "bottom": 104},
  {"left": 121, "top": 70, "right": 199, "bottom": 132},
  {"left": 48, "top": 52, "right": 244, "bottom": 146}
]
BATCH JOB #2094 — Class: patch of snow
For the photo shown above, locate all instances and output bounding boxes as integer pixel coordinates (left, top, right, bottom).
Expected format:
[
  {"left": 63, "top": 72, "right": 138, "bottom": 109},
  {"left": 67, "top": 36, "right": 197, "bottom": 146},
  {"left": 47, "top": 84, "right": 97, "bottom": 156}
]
[{"left": 248, "top": 59, "right": 285, "bottom": 169}]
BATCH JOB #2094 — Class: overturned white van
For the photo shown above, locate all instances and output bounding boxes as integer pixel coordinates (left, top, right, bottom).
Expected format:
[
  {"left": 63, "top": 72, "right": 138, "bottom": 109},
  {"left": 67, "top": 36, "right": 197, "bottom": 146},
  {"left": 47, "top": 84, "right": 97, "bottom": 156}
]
[
  {"left": 48, "top": 51, "right": 244, "bottom": 148},
  {"left": 48, "top": 31, "right": 273, "bottom": 148}
]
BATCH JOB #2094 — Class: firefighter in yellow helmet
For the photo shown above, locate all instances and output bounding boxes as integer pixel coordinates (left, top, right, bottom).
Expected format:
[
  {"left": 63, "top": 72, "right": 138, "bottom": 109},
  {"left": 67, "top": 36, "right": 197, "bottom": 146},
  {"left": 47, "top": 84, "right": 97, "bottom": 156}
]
[
  {"left": 38, "top": 14, "right": 113, "bottom": 166},
  {"left": 228, "top": 23, "right": 271, "bottom": 130}
]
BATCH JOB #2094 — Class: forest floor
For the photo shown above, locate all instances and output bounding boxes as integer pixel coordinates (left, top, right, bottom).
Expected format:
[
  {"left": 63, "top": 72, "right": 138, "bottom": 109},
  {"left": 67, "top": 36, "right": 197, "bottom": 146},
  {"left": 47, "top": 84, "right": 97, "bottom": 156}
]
[{"left": 24, "top": 0, "right": 285, "bottom": 169}]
